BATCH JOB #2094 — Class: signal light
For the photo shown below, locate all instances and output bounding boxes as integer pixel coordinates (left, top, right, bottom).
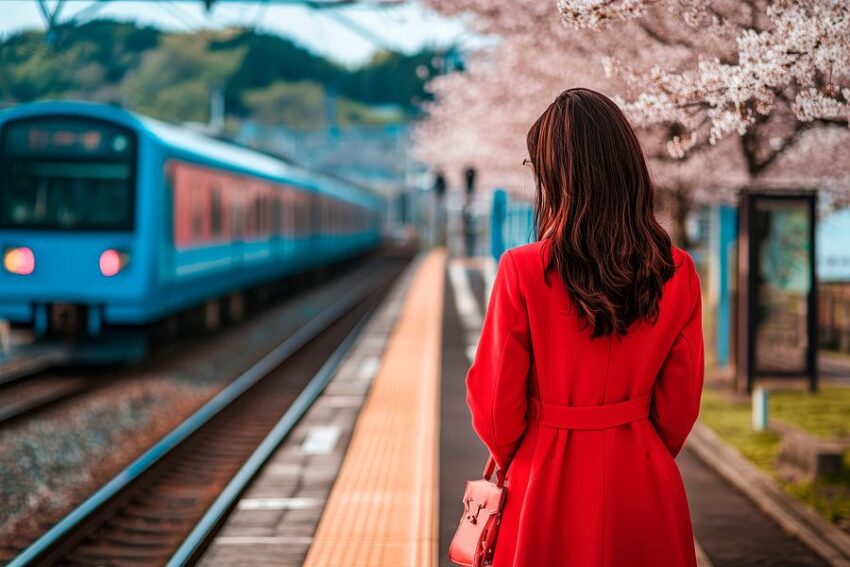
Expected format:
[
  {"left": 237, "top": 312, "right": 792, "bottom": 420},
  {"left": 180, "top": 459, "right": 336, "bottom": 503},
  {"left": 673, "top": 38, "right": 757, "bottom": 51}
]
[
  {"left": 100, "top": 249, "right": 129, "bottom": 277},
  {"left": 3, "top": 247, "right": 35, "bottom": 275}
]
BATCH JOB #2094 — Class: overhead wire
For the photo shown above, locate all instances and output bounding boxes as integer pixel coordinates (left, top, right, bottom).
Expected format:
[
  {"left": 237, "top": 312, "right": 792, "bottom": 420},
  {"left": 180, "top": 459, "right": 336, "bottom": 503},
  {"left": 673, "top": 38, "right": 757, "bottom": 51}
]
[
  {"left": 320, "top": 8, "right": 397, "bottom": 53},
  {"left": 167, "top": 0, "right": 224, "bottom": 32},
  {"left": 66, "top": 1, "right": 109, "bottom": 27}
]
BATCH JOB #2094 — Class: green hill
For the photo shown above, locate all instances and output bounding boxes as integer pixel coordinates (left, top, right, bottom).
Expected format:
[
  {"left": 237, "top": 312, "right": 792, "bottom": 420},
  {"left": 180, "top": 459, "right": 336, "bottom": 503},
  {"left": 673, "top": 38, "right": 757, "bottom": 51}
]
[{"left": 0, "top": 20, "right": 450, "bottom": 126}]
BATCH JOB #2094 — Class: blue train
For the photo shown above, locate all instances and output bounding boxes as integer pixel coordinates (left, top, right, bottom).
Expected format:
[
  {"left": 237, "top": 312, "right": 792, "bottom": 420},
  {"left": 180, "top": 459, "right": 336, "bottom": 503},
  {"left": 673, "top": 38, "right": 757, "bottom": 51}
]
[{"left": 0, "top": 101, "right": 384, "bottom": 339}]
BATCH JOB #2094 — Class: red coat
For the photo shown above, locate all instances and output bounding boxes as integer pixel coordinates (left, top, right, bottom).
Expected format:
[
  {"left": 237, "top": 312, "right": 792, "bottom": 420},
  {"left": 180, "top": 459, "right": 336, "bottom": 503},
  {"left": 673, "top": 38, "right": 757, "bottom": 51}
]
[{"left": 467, "top": 241, "right": 703, "bottom": 567}]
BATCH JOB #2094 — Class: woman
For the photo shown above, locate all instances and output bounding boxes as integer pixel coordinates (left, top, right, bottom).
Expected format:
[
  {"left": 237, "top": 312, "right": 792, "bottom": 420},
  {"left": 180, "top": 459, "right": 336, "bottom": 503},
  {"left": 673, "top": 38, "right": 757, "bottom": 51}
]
[{"left": 466, "top": 88, "right": 703, "bottom": 566}]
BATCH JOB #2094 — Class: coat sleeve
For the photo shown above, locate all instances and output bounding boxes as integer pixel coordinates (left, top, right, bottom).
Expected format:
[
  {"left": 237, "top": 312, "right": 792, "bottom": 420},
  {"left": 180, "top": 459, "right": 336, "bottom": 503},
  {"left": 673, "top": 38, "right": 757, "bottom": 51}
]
[
  {"left": 650, "top": 254, "right": 705, "bottom": 458},
  {"left": 466, "top": 250, "right": 532, "bottom": 471}
]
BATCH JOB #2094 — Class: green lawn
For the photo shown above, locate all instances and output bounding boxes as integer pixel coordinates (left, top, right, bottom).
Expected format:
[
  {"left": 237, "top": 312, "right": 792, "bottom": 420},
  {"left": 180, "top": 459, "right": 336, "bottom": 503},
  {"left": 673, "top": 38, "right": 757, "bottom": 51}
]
[
  {"left": 699, "top": 387, "right": 781, "bottom": 471},
  {"left": 698, "top": 386, "right": 850, "bottom": 527},
  {"left": 770, "top": 386, "right": 850, "bottom": 440}
]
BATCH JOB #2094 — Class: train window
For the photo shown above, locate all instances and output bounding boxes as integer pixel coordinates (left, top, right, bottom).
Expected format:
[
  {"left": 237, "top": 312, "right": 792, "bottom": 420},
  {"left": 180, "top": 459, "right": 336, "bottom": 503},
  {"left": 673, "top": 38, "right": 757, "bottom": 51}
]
[
  {"left": 328, "top": 199, "right": 332, "bottom": 233},
  {"left": 294, "top": 192, "right": 304, "bottom": 237},
  {"left": 262, "top": 195, "right": 268, "bottom": 236},
  {"left": 0, "top": 162, "right": 135, "bottom": 231},
  {"left": 271, "top": 194, "right": 281, "bottom": 236},
  {"left": 233, "top": 197, "right": 244, "bottom": 240},
  {"left": 281, "top": 191, "right": 289, "bottom": 236},
  {"left": 303, "top": 193, "right": 311, "bottom": 237},
  {"left": 280, "top": 191, "right": 292, "bottom": 235},
  {"left": 254, "top": 195, "right": 262, "bottom": 237},
  {"left": 253, "top": 196, "right": 262, "bottom": 237},
  {"left": 191, "top": 206, "right": 204, "bottom": 240},
  {"left": 307, "top": 193, "right": 316, "bottom": 236},
  {"left": 260, "top": 195, "right": 267, "bottom": 236},
  {"left": 302, "top": 194, "right": 309, "bottom": 237},
  {"left": 327, "top": 199, "right": 332, "bottom": 233},
  {"left": 0, "top": 117, "right": 136, "bottom": 231},
  {"left": 246, "top": 196, "right": 255, "bottom": 236},
  {"left": 244, "top": 197, "right": 252, "bottom": 236},
  {"left": 285, "top": 189, "right": 295, "bottom": 237},
  {"left": 210, "top": 186, "right": 224, "bottom": 236},
  {"left": 292, "top": 193, "right": 300, "bottom": 237},
  {"left": 292, "top": 191, "right": 304, "bottom": 236}
]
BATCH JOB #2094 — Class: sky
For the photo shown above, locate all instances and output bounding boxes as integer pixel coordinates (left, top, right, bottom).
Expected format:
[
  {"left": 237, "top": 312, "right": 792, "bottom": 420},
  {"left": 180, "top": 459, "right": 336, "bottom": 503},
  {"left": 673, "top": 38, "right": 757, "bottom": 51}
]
[{"left": 0, "top": 0, "right": 471, "bottom": 67}]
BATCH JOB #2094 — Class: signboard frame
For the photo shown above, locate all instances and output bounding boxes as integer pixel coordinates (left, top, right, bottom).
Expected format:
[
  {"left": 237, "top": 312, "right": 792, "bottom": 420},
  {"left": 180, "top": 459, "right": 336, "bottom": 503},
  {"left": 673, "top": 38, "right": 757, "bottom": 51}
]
[{"left": 736, "top": 191, "right": 818, "bottom": 393}]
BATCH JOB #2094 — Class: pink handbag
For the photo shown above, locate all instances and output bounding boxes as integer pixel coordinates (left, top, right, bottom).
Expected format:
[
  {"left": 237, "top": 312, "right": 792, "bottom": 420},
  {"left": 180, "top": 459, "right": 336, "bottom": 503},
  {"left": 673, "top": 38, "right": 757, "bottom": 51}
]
[{"left": 448, "top": 457, "right": 507, "bottom": 567}]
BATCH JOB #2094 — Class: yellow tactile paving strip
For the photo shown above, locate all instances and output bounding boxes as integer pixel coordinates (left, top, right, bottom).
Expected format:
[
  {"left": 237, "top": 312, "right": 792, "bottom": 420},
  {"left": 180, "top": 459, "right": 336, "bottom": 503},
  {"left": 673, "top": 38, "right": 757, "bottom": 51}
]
[{"left": 303, "top": 250, "right": 446, "bottom": 567}]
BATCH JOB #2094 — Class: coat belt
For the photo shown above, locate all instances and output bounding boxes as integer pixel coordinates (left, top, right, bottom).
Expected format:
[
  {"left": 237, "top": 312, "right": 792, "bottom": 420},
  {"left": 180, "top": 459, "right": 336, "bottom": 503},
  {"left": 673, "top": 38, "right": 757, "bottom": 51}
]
[{"left": 528, "top": 394, "right": 652, "bottom": 430}]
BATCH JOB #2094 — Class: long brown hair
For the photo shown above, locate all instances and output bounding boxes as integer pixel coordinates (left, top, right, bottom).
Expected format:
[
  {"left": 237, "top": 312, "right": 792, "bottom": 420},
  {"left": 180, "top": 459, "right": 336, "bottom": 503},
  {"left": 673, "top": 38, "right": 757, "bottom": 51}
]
[{"left": 527, "top": 88, "right": 674, "bottom": 338}]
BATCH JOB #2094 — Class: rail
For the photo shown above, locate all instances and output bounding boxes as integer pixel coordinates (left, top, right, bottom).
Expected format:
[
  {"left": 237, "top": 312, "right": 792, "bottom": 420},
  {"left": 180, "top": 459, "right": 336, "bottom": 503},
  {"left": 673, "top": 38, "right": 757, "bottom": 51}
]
[{"left": 7, "top": 262, "right": 397, "bottom": 566}]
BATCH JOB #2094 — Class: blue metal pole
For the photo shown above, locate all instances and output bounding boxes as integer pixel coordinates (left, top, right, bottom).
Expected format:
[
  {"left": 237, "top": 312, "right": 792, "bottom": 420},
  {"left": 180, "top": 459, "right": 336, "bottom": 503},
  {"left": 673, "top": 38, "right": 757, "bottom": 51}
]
[
  {"left": 491, "top": 189, "right": 507, "bottom": 261},
  {"left": 716, "top": 205, "right": 737, "bottom": 367}
]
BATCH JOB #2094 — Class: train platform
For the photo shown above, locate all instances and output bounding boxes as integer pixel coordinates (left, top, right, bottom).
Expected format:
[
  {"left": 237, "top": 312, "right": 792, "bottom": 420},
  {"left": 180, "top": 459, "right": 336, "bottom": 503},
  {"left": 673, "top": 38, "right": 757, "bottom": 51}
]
[{"left": 198, "top": 249, "right": 835, "bottom": 567}]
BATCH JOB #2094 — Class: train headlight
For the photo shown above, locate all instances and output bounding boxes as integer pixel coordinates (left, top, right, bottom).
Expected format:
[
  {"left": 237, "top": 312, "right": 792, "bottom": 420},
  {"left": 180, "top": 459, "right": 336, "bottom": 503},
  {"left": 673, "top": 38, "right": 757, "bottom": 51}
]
[
  {"left": 100, "top": 249, "right": 129, "bottom": 277},
  {"left": 3, "top": 247, "right": 35, "bottom": 275}
]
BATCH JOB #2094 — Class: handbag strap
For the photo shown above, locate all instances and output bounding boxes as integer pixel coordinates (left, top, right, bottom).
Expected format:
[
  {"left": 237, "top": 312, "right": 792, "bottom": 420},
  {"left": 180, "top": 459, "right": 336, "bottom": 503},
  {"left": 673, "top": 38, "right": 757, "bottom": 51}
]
[{"left": 482, "top": 456, "right": 505, "bottom": 488}]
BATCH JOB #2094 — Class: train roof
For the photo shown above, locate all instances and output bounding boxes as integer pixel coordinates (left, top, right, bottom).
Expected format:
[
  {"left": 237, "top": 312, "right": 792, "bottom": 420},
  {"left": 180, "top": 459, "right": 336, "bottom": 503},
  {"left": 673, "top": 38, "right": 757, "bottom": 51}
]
[{"left": 0, "top": 100, "right": 382, "bottom": 206}]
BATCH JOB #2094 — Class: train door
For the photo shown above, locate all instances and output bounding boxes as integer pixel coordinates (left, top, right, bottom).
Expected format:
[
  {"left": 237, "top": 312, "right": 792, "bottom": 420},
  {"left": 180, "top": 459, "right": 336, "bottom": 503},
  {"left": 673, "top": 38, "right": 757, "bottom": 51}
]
[
  {"left": 282, "top": 187, "right": 294, "bottom": 259},
  {"left": 310, "top": 191, "right": 321, "bottom": 263},
  {"left": 232, "top": 182, "right": 244, "bottom": 267},
  {"left": 270, "top": 186, "right": 282, "bottom": 258},
  {"left": 161, "top": 164, "right": 176, "bottom": 283}
]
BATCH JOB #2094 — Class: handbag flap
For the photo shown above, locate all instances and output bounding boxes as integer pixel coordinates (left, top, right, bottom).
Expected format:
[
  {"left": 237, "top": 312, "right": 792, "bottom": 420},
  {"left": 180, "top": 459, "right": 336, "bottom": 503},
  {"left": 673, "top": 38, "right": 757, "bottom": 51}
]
[
  {"left": 448, "top": 479, "right": 506, "bottom": 566},
  {"left": 464, "top": 479, "right": 505, "bottom": 513}
]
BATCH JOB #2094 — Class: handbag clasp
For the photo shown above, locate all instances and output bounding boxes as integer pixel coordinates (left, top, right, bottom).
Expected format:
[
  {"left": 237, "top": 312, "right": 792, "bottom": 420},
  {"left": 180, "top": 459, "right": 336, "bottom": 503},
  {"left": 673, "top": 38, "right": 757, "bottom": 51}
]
[{"left": 464, "top": 497, "right": 484, "bottom": 525}]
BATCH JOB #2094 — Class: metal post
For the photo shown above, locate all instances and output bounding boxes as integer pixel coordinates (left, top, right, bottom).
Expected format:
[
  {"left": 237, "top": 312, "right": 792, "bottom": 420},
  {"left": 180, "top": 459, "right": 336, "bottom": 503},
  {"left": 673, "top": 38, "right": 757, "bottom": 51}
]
[
  {"left": 712, "top": 205, "right": 737, "bottom": 368},
  {"left": 752, "top": 385, "right": 768, "bottom": 432},
  {"left": 491, "top": 189, "right": 507, "bottom": 261}
]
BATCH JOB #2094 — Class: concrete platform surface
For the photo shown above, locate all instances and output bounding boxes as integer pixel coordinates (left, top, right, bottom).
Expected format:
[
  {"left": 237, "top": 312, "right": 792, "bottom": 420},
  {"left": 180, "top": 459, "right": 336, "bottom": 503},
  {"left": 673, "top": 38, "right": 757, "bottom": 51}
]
[{"left": 201, "top": 251, "right": 835, "bottom": 567}]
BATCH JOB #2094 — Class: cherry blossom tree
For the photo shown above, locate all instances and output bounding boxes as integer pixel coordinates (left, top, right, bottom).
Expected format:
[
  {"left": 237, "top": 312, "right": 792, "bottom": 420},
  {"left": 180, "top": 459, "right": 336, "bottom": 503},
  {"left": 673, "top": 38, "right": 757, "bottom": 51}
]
[
  {"left": 415, "top": 0, "right": 850, "bottom": 245},
  {"left": 416, "top": 0, "right": 748, "bottom": 193},
  {"left": 556, "top": 0, "right": 850, "bottom": 176},
  {"left": 414, "top": 26, "right": 745, "bottom": 245}
]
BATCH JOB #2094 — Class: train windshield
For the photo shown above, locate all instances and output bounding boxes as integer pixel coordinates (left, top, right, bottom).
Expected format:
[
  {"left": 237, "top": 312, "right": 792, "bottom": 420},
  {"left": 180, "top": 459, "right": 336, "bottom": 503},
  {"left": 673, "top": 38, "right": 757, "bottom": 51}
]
[{"left": 0, "top": 116, "right": 136, "bottom": 231}]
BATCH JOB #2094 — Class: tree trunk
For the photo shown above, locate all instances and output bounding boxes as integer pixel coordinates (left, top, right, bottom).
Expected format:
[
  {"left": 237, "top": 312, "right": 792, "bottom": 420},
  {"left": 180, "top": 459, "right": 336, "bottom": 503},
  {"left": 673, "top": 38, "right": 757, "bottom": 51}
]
[{"left": 660, "top": 185, "right": 693, "bottom": 249}]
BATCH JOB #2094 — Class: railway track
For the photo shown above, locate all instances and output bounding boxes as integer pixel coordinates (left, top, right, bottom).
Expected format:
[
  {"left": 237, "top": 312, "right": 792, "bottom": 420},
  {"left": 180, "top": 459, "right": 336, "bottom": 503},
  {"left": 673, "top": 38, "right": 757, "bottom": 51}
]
[
  {"left": 0, "top": 350, "right": 67, "bottom": 387},
  {"left": 0, "top": 334, "right": 138, "bottom": 426},
  {"left": 6, "top": 255, "right": 408, "bottom": 566},
  {"left": 0, "top": 374, "right": 95, "bottom": 426}
]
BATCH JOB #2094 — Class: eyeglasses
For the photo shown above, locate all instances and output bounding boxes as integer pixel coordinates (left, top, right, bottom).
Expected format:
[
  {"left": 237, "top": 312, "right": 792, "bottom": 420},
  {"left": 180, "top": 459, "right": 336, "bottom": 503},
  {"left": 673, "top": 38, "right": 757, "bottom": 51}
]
[{"left": 522, "top": 158, "right": 533, "bottom": 167}]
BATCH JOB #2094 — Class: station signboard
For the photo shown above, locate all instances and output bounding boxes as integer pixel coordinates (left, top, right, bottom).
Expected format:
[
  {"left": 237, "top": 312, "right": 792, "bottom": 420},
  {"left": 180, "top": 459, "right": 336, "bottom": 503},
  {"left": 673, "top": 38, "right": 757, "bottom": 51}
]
[{"left": 736, "top": 191, "right": 818, "bottom": 392}]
